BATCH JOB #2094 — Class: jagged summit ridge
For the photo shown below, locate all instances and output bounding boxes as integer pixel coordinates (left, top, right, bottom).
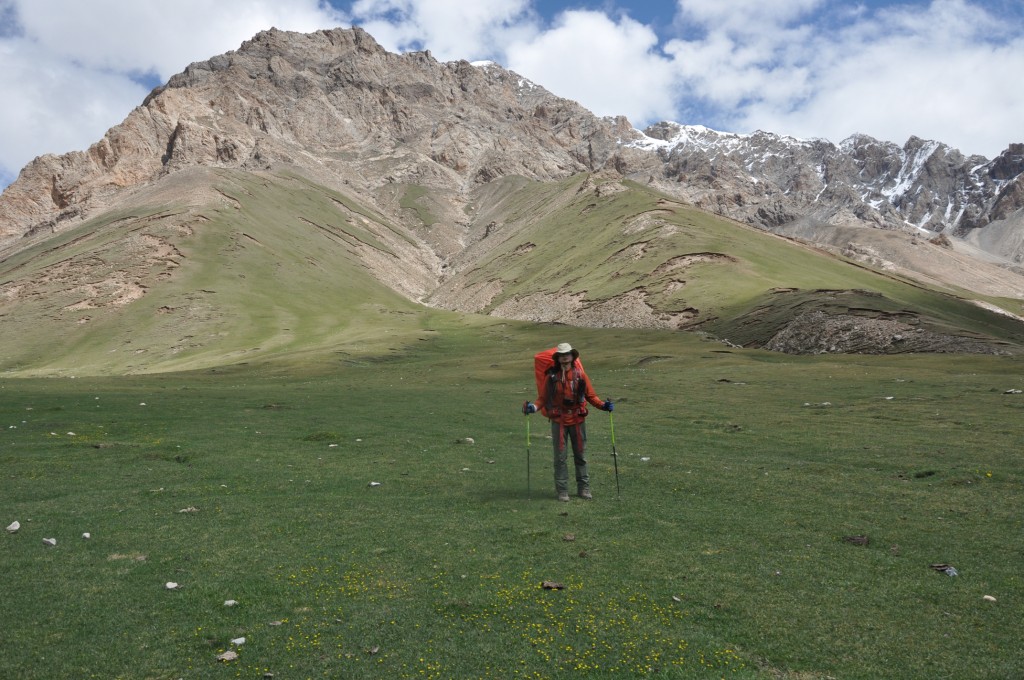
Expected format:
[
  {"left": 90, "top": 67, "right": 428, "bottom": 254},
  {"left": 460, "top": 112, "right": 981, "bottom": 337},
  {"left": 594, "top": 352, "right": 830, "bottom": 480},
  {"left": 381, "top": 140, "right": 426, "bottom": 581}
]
[
  {"left": 0, "top": 25, "right": 1021, "bottom": 268},
  {"left": 0, "top": 27, "right": 635, "bottom": 249},
  {"left": 631, "top": 121, "right": 1023, "bottom": 254}
]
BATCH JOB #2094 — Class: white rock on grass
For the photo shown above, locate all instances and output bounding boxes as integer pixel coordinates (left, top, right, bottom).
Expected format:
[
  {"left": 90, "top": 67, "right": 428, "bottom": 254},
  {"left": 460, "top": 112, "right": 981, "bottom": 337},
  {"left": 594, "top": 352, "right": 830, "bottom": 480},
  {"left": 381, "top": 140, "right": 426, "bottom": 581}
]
[
  {"left": 42, "top": 537, "right": 57, "bottom": 547},
  {"left": 165, "top": 582, "right": 180, "bottom": 590},
  {"left": 231, "top": 637, "right": 246, "bottom": 645},
  {"left": 983, "top": 595, "right": 997, "bottom": 602},
  {"left": 224, "top": 600, "right": 239, "bottom": 607},
  {"left": 82, "top": 532, "right": 91, "bottom": 539},
  {"left": 216, "top": 650, "right": 238, "bottom": 662},
  {"left": 6, "top": 521, "right": 19, "bottom": 533}
]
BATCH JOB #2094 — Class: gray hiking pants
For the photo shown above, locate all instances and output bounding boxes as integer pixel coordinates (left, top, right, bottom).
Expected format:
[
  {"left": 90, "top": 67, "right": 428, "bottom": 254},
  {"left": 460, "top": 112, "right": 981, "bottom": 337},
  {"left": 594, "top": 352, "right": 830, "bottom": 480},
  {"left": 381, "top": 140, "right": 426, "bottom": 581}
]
[{"left": 552, "top": 421, "right": 589, "bottom": 493}]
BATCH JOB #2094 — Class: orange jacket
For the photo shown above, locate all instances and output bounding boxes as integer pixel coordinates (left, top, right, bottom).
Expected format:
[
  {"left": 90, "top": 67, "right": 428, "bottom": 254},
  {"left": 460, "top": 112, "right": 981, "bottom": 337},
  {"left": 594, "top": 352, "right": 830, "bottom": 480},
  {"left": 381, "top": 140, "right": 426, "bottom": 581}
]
[{"left": 537, "top": 365, "right": 604, "bottom": 425}]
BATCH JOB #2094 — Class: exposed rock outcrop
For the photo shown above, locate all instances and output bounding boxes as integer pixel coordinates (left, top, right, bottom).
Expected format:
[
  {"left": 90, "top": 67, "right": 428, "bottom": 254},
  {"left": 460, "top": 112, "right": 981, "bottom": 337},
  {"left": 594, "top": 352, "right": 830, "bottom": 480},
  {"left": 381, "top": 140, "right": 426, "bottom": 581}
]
[{"left": 0, "top": 27, "right": 642, "bottom": 250}]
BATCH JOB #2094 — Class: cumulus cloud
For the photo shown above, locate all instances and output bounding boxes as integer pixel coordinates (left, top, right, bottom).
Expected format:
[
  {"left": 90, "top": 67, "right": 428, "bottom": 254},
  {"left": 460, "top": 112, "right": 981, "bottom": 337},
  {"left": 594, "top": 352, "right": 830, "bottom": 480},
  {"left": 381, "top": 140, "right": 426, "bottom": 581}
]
[
  {"left": 11, "top": 0, "right": 345, "bottom": 76},
  {"left": 351, "top": 0, "right": 537, "bottom": 60},
  {"left": 0, "top": 0, "right": 346, "bottom": 182},
  {"left": 504, "top": 11, "right": 679, "bottom": 125},
  {"left": 0, "top": 37, "right": 149, "bottom": 176},
  {"left": 666, "top": 0, "right": 1024, "bottom": 156}
]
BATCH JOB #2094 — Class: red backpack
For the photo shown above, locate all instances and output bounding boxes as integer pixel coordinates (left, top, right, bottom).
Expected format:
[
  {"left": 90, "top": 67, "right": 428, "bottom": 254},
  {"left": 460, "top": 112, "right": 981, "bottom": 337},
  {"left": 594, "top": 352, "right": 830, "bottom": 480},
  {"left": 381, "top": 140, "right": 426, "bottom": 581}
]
[{"left": 533, "top": 347, "right": 583, "bottom": 415}]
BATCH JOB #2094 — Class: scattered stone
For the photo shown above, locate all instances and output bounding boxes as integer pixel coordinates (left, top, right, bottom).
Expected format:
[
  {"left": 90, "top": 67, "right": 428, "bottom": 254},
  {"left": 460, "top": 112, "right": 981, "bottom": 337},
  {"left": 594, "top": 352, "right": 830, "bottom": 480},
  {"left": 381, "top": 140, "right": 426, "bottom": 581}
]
[
  {"left": 217, "top": 650, "right": 239, "bottom": 662},
  {"left": 672, "top": 595, "right": 682, "bottom": 602},
  {"left": 368, "top": 645, "right": 380, "bottom": 655},
  {"left": 82, "top": 532, "right": 91, "bottom": 539},
  {"left": 803, "top": 402, "right": 832, "bottom": 408},
  {"left": 178, "top": 506, "right": 200, "bottom": 513},
  {"left": 842, "top": 535, "right": 869, "bottom": 546},
  {"left": 231, "top": 637, "right": 246, "bottom": 646},
  {"left": 983, "top": 595, "right": 997, "bottom": 602},
  {"left": 42, "top": 537, "right": 57, "bottom": 547},
  {"left": 562, "top": 533, "right": 576, "bottom": 542},
  {"left": 165, "top": 582, "right": 181, "bottom": 590},
  {"left": 929, "top": 563, "right": 958, "bottom": 576},
  {"left": 1005, "top": 389, "right": 1022, "bottom": 394},
  {"left": 224, "top": 600, "right": 239, "bottom": 607},
  {"left": 268, "top": 620, "right": 283, "bottom": 626},
  {"left": 455, "top": 437, "right": 475, "bottom": 445},
  {"left": 6, "top": 521, "right": 19, "bottom": 533},
  {"left": 640, "top": 457, "right": 650, "bottom": 462},
  {"left": 541, "top": 581, "right": 565, "bottom": 590},
  {"left": 368, "top": 481, "right": 381, "bottom": 487}
]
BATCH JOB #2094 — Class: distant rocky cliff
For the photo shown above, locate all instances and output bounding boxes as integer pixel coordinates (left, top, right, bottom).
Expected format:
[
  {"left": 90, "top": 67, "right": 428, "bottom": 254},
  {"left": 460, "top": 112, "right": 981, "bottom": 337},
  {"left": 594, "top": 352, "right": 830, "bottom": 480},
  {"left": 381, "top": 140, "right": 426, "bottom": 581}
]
[{"left": 633, "top": 124, "right": 1024, "bottom": 264}]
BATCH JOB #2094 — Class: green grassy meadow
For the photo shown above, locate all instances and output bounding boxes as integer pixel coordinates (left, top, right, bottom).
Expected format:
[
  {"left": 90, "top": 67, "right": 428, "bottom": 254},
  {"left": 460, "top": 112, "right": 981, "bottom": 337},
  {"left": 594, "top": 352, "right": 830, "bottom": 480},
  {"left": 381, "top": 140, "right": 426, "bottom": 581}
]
[{"left": 2, "top": 323, "right": 1022, "bottom": 679}]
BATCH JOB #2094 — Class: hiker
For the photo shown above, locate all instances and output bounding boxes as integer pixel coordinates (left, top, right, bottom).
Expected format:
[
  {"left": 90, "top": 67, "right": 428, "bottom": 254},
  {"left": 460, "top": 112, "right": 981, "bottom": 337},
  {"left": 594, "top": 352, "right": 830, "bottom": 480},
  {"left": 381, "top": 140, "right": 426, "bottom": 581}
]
[{"left": 523, "top": 343, "right": 613, "bottom": 501}]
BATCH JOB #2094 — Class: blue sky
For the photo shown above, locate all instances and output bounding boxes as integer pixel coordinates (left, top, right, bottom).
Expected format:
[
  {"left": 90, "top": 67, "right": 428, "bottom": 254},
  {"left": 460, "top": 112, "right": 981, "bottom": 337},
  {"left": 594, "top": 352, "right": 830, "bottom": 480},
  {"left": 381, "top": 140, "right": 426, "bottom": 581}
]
[{"left": 1, "top": 0, "right": 1022, "bottom": 190}]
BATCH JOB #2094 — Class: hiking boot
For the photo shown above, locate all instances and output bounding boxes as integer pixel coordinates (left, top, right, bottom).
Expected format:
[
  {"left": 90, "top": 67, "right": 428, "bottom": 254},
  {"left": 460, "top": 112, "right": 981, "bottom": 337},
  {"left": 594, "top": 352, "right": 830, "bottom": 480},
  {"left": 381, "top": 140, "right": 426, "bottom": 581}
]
[
  {"left": 578, "top": 488, "right": 593, "bottom": 500},
  {"left": 557, "top": 491, "right": 570, "bottom": 502}
]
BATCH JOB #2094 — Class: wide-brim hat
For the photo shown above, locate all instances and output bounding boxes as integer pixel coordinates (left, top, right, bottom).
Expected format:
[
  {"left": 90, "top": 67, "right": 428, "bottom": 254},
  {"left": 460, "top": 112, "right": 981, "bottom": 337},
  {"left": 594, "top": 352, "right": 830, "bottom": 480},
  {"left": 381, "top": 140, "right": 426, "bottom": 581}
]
[{"left": 554, "top": 342, "right": 580, "bottom": 361}]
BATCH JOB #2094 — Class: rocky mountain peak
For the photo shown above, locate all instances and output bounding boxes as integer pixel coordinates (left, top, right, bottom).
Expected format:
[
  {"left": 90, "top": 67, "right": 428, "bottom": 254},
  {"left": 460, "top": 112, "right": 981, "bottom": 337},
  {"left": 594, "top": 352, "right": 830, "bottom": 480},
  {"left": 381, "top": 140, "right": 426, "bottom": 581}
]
[
  {"left": 0, "top": 26, "right": 638, "bottom": 250},
  {"left": 0, "top": 25, "right": 1021, "bottom": 269}
]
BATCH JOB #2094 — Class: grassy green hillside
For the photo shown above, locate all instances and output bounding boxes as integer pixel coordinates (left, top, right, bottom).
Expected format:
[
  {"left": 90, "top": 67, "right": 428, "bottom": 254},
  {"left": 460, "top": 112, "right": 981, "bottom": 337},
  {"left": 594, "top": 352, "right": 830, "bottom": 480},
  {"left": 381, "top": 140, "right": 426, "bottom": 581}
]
[
  {"left": 2, "top": 168, "right": 1022, "bottom": 678},
  {"left": 446, "top": 175, "right": 1024, "bottom": 349},
  {"left": 2, "top": 169, "right": 1022, "bottom": 379},
  {"left": 0, "top": 170, "right": 439, "bottom": 376}
]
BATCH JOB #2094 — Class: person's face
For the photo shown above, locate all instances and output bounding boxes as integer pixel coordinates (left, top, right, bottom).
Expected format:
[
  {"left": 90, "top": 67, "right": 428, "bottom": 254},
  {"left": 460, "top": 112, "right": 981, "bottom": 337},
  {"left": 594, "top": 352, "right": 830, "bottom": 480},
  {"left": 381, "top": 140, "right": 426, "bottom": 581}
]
[{"left": 558, "top": 353, "right": 573, "bottom": 368}]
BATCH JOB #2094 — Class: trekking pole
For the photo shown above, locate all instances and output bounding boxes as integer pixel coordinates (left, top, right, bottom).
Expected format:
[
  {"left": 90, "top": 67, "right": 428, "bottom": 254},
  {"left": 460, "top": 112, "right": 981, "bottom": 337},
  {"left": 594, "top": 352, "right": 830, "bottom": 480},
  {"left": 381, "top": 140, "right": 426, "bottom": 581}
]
[
  {"left": 610, "top": 412, "right": 620, "bottom": 499},
  {"left": 526, "top": 413, "right": 532, "bottom": 499}
]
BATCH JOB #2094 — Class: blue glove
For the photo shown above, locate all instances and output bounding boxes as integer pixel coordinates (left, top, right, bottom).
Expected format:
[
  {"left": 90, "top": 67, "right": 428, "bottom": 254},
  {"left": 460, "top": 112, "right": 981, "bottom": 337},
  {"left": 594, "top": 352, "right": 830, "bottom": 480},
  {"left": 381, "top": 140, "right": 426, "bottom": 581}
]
[
  {"left": 602, "top": 400, "right": 614, "bottom": 412},
  {"left": 522, "top": 401, "right": 537, "bottom": 415}
]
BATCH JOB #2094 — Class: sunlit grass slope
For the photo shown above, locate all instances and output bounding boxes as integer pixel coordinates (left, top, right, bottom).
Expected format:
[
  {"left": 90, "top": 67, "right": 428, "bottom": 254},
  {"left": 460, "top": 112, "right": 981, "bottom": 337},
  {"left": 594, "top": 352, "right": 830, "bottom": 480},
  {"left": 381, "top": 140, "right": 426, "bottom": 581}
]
[
  {"left": 0, "top": 170, "right": 438, "bottom": 376},
  {"left": 2, "top": 169, "right": 1021, "bottom": 379},
  {"left": 452, "top": 175, "right": 1024, "bottom": 347}
]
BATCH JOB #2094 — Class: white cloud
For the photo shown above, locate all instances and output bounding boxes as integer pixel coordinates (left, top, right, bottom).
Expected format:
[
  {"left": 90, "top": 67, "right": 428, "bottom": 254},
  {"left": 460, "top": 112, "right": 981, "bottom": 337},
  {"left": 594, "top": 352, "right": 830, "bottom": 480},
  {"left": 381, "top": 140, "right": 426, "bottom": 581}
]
[
  {"left": 0, "top": 0, "right": 346, "bottom": 180},
  {"left": 351, "top": 0, "right": 537, "bottom": 60},
  {"left": 0, "top": 37, "right": 149, "bottom": 178},
  {"left": 12, "top": 0, "right": 346, "bottom": 77},
  {"left": 665, "top": 0, "right": 1024, "bottom": 156},
  {"left": 504, "top": 10, "right": 679, "bottom": 125},
  {"left": 677, "top": 0, "right": 824, "bottom": 32}
]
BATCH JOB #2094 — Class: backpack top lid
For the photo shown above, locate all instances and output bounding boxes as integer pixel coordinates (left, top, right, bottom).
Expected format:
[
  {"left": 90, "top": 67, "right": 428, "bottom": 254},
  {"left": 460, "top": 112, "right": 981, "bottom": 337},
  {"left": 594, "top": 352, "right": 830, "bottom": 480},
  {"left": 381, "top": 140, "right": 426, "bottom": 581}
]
[{"left": 533, "top": 346, "right": 583, "bottom": 396}]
